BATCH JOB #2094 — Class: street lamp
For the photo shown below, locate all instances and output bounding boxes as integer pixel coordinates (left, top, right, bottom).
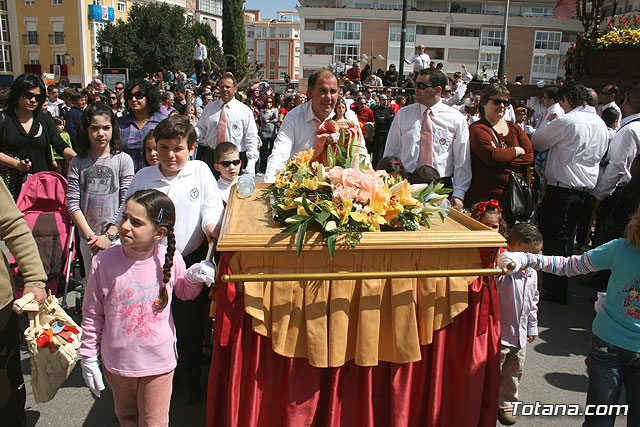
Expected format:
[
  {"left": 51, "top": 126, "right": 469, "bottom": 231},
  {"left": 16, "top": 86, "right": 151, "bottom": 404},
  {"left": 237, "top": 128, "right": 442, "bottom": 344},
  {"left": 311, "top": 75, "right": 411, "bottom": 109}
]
[{"left": 101, "top": 40, "right": 113, "bottom": 68}]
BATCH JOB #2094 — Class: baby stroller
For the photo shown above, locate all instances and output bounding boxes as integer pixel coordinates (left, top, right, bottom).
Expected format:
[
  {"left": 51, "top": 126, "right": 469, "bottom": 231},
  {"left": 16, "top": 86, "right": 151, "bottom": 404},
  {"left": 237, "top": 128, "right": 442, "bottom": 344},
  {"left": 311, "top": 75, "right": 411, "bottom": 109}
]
[{"left": 9, "top": 171, "right": 78, "bottom": 308}]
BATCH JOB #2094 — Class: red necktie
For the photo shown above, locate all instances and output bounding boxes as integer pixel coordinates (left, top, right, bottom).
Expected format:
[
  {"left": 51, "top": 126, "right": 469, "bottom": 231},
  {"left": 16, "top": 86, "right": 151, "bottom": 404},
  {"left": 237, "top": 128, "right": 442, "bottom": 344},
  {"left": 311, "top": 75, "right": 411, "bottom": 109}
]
[
  {"left": 216, "top": 103, "right": 228, "bottom": 145},
  {"left": 418, "top": 107, "right": 433, "bottom": 166}
]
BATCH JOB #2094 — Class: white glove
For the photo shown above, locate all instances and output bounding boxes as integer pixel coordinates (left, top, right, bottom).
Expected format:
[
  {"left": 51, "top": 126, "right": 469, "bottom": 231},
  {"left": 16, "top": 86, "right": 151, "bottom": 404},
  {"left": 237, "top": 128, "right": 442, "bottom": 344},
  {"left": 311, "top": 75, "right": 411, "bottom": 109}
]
[
  {"left": 81, "top": 356, "right": 105, "bottom": 397},
  {"left": 497, "top": 251, "right": 529, "bottom": 275},
  {"left": 185, "top": 260, "right": 217, "bottom": 287},
  {"left": 594, "top": 292, "right": 606, "bottom": 312}
]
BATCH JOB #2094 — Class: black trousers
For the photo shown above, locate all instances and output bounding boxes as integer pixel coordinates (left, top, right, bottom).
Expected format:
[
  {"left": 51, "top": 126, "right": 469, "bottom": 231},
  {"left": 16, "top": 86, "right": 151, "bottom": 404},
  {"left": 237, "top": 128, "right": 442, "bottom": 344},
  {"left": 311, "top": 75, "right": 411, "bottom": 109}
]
[
  {"left": 538, "top": 185, "right": 591, "bottom": 302},
  {"left": 259, "top": 137, "right": 275, "bottom": 173},
  {"left": 194, "top": 60, "right": 204, "bottom": 84},
  {"left": 171, "top": 245, "right": 210, "bottom": 387},
  {"left": 0, "top": 304, "right": 26, "bottom": 427}
]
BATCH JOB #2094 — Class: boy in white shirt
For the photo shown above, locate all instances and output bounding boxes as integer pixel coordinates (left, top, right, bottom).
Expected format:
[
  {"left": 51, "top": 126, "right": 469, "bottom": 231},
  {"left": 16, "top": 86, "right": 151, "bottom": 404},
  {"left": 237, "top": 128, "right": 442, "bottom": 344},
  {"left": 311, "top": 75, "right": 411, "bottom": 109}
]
[
  {"left": 107, "top": 114, "right": 224, "bottom": 404},
  {"left": 213, "top": 142, "right": 241, "bottom": 205}
]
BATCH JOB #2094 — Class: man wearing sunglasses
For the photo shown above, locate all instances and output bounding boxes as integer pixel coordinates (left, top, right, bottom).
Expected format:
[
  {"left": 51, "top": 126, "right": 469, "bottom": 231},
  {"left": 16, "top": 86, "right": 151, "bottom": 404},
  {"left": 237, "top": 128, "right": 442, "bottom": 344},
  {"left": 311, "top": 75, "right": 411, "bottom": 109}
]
[
  {"left": 531, "top": 81, "right": 608, "bottom": 305},
  {"left": 196, "top": 72, "right": 259, "bottom": 174},
  {"left": 597, "top": 84, "right": 622, "bottom": 128},
  {"left": 385, "top": 68, "right": 471, "bottom": 209}
]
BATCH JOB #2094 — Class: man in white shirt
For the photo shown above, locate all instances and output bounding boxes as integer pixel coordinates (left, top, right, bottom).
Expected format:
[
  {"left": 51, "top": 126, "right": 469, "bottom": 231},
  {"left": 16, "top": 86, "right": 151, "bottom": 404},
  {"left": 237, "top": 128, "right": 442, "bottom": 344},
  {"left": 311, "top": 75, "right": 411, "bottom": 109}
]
[
  {"left": 593, "top": 83, "right": 640, "bottom": 215},
  {"left": 531, "top": 81, "right": 608, "bottom": 304},
  {"left": 196, "top": 72, "right": 259, "bottom": 174},
  {"left": 442, "top": 67, "right": 472, "bottom": 107},
  {"left": 363, "top": 73, "right": 383, "bottom": 89},
  {"left": 265, "top": 69, "right": 368, "bottom": 182},
  {"left": 193, "top": 37, "right": 208, "bottom": 84},
  {"left": 46, "top": 85, "right": 64, "bottom": 117},
  {"left": 404, "top": 44, "right": 430, "bottom": 73},
  {"left": 384, "top": 68, "right": 471, "bottom": 209},
  {"left": 597, "top": 84, "right": 622, "bottom": 126}
]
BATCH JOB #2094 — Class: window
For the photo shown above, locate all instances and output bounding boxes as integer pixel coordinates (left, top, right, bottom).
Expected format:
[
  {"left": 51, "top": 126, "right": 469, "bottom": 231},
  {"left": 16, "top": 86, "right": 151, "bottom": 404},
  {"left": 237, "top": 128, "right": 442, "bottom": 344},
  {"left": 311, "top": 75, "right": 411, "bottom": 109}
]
[
  {"left": 333, "top": 43, "right": 359, "bottom": 64},
  {"left": 256, "top": 70, "right": 265, "bottom": 80},
  {"left": 478, "top": 52, "right": 499, "bottom": 72},
  {"left": 483, "top": 3, "right": 504, "bottom": 14},
  {"left": 269, "top": 68, "right": 275, "bottom": 79},
  {"left": 199, "top": 0, "right": 222, "bottom": 15},
  {"left": 269, "top": 41, "right": 275, "bottom": 49},
  {"left": 247, "top": 28, "right": 254, "bottom": 38},
  {"left": 279, "top": 70, "right": 289, "bottom": 80},
  {"left": 416, "top": 25, "right": 445, "bottom": 35},
  {"left": 523, "top": 7, "right": 554, "bottom": 17},
  {"left": 451, "top": 27, "right": 479, "bottom": 37},
  {"left": 55, "top": 53, "right": 66, "bottom": 65},
  {"left": 93, "top": 0, "right": 102, "bottom": 4},
  {"left": 335, "top": 21, "right": 361, "bottom": 41},
  {"left": 118, "top": 1, "right": 126, "bottom": 12},
  {"left": 534, "top": 31, "right": 562, "bottom": 50},
  {"left": 0, "top": 45, "right": 11, "bottom": 72},
  {"left": 480, "top": 29, "right": 503, "bottom": 47},
  {"left": 25, "top": 31, "right": 38, "bottom": 45},
  {"left": 24, "top": 0, "right": 34, "bottom": 5},
  {"left": 277, "top": 27, "right": 290, "bottom": 38},
  {"left": 379, "top": 1, "right": 399, "bottom": 9},
  {"left": 0, "top": 0, "right": 7, "bottom": 11},
  {"left": 354, "top": 2, "right": 371, "bottom": 8},
  {"left": 255, "top": 27, "right": 267, "bottom": 38},
  {"left": 389, "top": 24, "right": 415, "bottom": 43},
  {"left": 28, "top": 51, "right": 39, "bottom": 64},
  {"left": 0, "top": 15, "right": 8, "bottom": 42},
  {"left": 51, "top": 32, "right": 65, "bottom": 45},
  {"left": 279, "top": 41, "right": 288, "bottom": 66},
  {"left": 51, "top": 0, "right": 62, "bottom": 5},
  {"left": 532, "top": 55, "right": 559, "bottom": 74},
  {"left": 256, "top": 40, "right": 266, "bottom": 64}
]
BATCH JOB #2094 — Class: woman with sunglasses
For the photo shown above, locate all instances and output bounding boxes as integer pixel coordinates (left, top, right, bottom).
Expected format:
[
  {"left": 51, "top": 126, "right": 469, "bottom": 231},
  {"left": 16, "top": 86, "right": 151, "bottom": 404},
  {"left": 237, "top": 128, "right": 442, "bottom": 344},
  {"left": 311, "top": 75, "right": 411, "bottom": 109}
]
[
  {"left": 258, "top": 97, "right": 278, "bottom": 174},
  {"left": 465, "top": 83, "right": 534, "bottom": 216},
  {"left": 0, "top": 73, "right": 76, "bottom": 198},
  {"left": 104, "top": 89, "right": 123, "bottom": 118},
  {"left": 117, "top": 79, "right": 163, "bottom": 171}
]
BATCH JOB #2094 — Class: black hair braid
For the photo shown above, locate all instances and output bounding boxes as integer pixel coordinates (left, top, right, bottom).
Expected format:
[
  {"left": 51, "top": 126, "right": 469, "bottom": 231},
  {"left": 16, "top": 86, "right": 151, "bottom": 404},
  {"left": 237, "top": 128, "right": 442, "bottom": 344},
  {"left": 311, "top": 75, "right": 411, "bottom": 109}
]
[{"left": 154, "top": 227, "right": 175, "bottom": 311}]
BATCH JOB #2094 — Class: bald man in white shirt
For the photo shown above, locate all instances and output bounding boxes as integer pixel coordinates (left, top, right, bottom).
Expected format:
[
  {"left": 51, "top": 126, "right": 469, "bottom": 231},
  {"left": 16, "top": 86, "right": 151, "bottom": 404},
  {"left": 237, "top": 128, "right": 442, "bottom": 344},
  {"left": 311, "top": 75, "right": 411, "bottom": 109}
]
[
  {"left": 265, "top": 69, "right": 368, "bottom": 182},
  {"left": 531, "top": 81, "right": 608, "bottom": 304},
  {"left": 384, "top": 68, "right": 471, "bottom": 209}
]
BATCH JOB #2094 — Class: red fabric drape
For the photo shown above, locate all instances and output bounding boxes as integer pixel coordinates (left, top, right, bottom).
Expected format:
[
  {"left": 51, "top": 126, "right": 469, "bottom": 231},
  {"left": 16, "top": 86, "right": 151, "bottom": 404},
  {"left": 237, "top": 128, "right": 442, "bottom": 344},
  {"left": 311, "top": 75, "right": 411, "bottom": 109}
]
[{"left": 207, "top": 250, "right": 501, "bottom": 427}]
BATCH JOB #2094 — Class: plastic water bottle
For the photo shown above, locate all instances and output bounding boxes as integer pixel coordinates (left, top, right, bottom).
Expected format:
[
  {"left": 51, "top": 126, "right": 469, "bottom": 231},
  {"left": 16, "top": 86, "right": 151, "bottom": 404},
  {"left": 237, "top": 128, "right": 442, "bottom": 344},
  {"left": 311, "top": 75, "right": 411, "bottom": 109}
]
[
  {"left": 236, "top": 174, "right": 255, "bottom": 197},
  {"left": 439, "top": 198, "right": 451, "bottom": 218}
]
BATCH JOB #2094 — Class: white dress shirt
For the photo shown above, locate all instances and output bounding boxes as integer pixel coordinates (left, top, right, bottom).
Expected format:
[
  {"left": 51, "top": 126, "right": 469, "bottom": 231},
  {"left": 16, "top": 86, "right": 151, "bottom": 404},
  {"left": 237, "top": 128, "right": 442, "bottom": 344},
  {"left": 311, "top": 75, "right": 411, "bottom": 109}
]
[
  {"left": 531, "top": 105, "right": 608, "bottom": 190},
  {"left": 593, "top": 112, "right": 640, "bottom": 200},
  {"left": 264, "top": 102, "right": 369, "bottom": 183},
  {"left": 196, "top": 98, "right": 259, "bottom": 172},
  {"left": 46, "top": 98, "right": 65, "bottom": 117},
  {"left": 409, "top": 53, "right": 430, "bottom": 72},
  {"left": 526, "top": 102, "right": 565, "bottom": 136},
  {"left": 384, "top": 101, "right": 471, "bottom": 200},
  {"left": 115, "top": 160, "right": 224, "bottom": 256},
  {"left": 598, "top": 101, "right": 622, "bottom": 129},
  {"left": 216, "top": 176, "right": 237, "bottom": 204},
  {"left": 193, "top": 43, "right": 207, "bottom": 61}
]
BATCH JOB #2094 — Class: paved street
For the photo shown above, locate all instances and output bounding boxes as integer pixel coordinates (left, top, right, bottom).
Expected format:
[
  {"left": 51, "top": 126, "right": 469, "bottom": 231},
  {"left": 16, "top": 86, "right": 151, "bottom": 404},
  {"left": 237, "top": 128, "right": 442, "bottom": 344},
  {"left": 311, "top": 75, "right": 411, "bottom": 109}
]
[{"left": 19, "top": 279, "right": 628, "bottom": 426}]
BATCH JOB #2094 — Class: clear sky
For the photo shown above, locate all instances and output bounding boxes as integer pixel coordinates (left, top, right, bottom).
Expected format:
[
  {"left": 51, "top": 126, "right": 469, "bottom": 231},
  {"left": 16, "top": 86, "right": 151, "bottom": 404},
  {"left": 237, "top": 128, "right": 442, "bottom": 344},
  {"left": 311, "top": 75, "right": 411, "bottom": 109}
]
[{"left": 244, "top": 0, "right": 300, "bottom": 19}]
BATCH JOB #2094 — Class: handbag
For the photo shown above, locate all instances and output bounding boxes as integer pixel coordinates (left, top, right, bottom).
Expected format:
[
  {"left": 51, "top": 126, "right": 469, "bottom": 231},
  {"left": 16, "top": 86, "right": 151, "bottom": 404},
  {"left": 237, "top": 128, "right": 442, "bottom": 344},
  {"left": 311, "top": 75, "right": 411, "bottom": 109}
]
[
  {"left": 488, "top": 125, "right": 534, "bottom": 222},
  {"left": 13, "top": 291, "right": 82, "bottom": 403}
]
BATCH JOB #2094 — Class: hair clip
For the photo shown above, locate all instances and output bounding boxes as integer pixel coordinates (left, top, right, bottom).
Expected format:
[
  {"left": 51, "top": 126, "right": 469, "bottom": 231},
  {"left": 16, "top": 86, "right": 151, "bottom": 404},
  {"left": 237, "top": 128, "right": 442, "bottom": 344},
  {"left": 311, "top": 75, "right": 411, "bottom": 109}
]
[{"left": 157, "top": 208, "right": 164, "bottom": 223}]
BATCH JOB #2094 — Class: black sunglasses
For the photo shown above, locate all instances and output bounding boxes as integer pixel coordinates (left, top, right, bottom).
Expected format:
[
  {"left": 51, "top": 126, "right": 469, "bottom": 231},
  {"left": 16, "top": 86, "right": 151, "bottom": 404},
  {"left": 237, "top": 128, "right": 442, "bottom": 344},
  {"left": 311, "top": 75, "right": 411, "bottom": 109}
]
[
  {"left": 490, "top": 98, "right": 510, "bottom": 106},
  {"left": 600, "top": 91, "right": 612, "bottom": 95},
  {"left": 109, "top": 96, "right": 117, "bottom": 100},
  {"left": 217, "top": 159, "right": 241, "bottom": 167},
  {"left": 115, "top": 86, "right": 124, "bottom": 90},
  {"left": 22, "top": 92, "right": 45, "bottom": 102},
  {"left": 127, "top": 91, "right": 146, "bottom": 100},
  {"left": 415, "top": 82, "right": 434, "bottom": 90}
]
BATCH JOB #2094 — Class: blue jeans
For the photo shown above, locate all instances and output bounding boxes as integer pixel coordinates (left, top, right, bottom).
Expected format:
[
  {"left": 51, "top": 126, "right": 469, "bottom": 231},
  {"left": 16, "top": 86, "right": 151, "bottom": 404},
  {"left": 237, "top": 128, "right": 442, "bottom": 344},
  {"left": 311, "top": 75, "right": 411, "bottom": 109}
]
[{"left": 583, "top": 335, "right": 640, "bottom": 427}]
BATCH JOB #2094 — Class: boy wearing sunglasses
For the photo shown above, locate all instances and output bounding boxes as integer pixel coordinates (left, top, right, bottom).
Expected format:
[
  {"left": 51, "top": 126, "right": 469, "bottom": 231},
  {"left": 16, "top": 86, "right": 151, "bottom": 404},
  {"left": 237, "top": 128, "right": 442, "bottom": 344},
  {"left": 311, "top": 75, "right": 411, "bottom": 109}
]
[{"left": 213, "top": 142, "right": 241, "bottom": 204}]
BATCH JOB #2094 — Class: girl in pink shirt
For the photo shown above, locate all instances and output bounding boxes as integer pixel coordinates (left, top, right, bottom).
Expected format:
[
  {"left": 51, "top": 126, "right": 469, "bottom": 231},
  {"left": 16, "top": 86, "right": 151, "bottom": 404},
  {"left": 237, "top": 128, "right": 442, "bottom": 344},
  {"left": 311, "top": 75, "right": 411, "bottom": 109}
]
[{"left": 79, "top": 189, "right": 215, "bottom": 426}]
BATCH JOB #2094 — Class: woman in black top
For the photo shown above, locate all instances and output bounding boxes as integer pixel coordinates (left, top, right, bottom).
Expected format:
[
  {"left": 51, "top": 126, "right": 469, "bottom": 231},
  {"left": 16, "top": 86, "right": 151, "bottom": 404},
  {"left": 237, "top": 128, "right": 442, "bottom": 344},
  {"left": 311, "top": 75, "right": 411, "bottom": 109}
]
[
  {"left": 0, "top": 73, "right": 75, "bottom": 197},
  {"left": 384, "top": 64, "right": 399, "bottom": 87}
]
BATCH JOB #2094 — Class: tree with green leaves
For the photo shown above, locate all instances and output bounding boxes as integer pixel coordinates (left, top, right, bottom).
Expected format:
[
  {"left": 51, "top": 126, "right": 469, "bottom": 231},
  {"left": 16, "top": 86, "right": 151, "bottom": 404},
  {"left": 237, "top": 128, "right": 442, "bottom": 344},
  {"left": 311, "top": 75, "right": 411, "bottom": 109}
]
[
  {"left": 97, "top": 3, "right": 223, "bottom": 79},
  {"left": 222, "top": 0, "right": 249, "bottom": 82}
]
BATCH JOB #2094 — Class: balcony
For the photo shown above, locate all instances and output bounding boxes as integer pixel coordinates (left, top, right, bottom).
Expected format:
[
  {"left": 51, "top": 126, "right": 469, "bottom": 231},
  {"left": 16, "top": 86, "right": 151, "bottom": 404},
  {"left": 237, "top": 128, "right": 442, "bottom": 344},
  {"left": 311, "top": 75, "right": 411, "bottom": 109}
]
[
  {"left": 49, "top": 32, "right": 65, "bottom": 45},
  {"left": 22, "top": 32, "right": 38, "bottom": 45}
]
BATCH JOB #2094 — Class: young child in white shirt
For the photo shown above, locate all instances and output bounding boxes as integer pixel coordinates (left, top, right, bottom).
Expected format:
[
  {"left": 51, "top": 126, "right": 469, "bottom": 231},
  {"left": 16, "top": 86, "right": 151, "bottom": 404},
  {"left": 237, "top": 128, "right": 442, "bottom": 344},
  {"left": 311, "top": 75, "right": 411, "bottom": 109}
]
[
  {"left": 496, "top": 222, "right": 543, "bottom": 425},
  {"left": 213, "top": 142, "right": 241, "bottom": 205}
]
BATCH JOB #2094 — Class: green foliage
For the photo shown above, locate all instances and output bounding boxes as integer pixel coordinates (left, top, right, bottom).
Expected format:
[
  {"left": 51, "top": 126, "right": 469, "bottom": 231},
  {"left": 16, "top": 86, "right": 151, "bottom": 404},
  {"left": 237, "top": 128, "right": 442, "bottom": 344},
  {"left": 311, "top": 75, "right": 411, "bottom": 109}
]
[
  {"left": 222, "top": 0, "right": 249, "bottom": 80},
  {"left": 97, "top": 3, "right": 222, "bottom": 79}
]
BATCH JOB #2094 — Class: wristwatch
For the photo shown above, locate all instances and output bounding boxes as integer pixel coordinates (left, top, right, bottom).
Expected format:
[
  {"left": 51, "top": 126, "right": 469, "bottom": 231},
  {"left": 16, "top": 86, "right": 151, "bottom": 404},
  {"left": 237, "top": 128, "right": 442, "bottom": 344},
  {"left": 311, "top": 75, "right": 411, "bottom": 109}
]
[{"left": 105, "top": 230, "right": 119, "bottom": 242}]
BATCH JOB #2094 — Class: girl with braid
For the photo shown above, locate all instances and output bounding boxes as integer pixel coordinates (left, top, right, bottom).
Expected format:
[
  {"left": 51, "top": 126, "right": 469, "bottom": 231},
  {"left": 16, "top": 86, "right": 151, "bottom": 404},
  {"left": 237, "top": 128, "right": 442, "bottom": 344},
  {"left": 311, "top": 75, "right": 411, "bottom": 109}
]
[{"left": 79, "top": 189, "right": 216, "bottom": 427}]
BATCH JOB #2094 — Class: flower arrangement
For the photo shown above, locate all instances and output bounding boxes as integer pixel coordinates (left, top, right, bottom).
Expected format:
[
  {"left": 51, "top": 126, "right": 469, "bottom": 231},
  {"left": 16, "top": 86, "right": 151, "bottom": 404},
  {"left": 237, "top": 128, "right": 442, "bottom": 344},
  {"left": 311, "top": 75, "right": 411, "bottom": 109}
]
[
  {"left": 261, "top": 131, "right": 452, "bottom": 256},
  {"left": 596, "top": 13, "right": 640, "bottom": 47}
]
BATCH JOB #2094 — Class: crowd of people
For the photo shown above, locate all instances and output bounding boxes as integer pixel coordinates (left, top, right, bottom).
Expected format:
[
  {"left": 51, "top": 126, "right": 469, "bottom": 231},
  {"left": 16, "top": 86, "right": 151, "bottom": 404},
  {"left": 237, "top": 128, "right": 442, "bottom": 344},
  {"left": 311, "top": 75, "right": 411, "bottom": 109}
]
[{"left": 0, "top": 55, "right": 639, "bottom": 427}]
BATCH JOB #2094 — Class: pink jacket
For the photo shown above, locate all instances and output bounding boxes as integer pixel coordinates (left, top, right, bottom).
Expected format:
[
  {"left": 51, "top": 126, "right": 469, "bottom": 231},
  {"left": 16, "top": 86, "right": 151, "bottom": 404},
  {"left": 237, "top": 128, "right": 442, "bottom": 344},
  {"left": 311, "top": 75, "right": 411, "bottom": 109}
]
[{"left": 79, "top": 244, "right": 202, "bottom": 377}]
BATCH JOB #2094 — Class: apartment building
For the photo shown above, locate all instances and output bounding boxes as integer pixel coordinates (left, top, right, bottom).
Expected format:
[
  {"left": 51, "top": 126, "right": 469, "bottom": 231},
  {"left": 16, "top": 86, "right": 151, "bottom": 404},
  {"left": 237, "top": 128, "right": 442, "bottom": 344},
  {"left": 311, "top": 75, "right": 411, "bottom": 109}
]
[
  {"left": 245, "top": 10, "right": 301, "bottom": 91},
  {"left": 6, "top": 0, "right": 221, "bottom": 87},
  {"left": 298, "top": 0, "right": 597, "bottom": 84}
]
